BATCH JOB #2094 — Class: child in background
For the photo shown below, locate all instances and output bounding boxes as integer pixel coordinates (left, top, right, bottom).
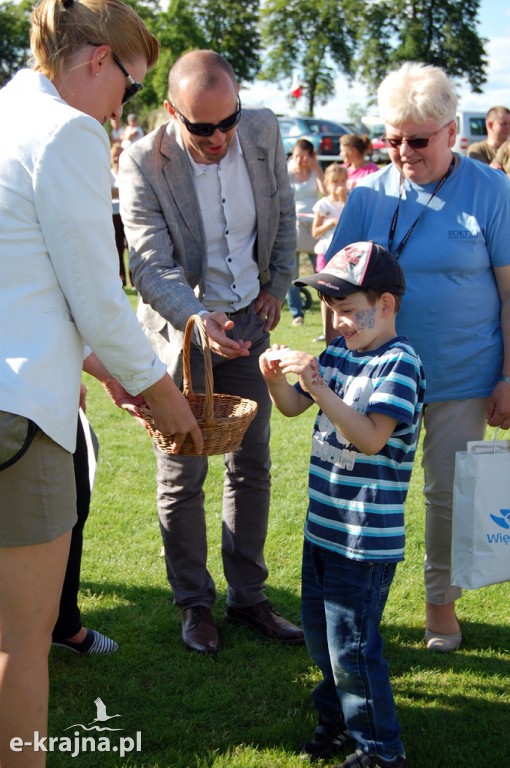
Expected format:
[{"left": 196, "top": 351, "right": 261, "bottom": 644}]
[
  {"left": 120, "top": 113, "right": 144, "bottom": 149},
  {"left": 312, "top": 163, "right": 348, "bottom": 273},
  {"left": 286, "top": 138, "right": 325, "bottom": 326},
  {"left": 340, "top": 134, "right": 380, "bottom": 190},
  {"left": 260, "top": 242, "right": 425, "bottom": 768},
  {"left": 311, "top": 163, "right": 348, "bottom": 342}
]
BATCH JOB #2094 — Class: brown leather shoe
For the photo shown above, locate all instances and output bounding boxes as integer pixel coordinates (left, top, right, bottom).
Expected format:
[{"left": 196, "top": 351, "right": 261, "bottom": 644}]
[
  {"left": 225, "top": 599, "right": 304, "bottom": 645},
  {"left": 181, "top": 606, "right": 220, "bottom": 654}
]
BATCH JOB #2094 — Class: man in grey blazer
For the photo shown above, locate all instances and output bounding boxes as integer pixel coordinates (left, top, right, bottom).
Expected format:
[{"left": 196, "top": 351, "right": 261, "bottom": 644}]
[{"left": 119, "top": 50, "right": 303, "bottom": 653}]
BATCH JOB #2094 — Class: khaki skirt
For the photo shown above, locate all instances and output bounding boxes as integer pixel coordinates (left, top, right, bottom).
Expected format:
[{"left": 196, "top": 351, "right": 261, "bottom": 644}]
[{"left": 0, "top": 423, "right": 77, "bottom": 547}]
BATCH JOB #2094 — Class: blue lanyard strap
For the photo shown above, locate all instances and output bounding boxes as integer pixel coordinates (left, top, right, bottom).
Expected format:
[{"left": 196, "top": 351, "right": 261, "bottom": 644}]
[{"left": 388, "top": 155, "right": 456, "bottom": 258}]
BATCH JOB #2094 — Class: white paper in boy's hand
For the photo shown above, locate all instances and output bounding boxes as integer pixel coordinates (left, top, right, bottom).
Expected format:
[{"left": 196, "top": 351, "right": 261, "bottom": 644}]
[{"left": 266, "top": 348, "right": 293, "bottom": 361}]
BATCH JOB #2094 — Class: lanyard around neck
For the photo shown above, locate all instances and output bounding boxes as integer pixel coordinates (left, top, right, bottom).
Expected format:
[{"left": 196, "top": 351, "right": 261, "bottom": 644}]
[{"left": 388, "top": 155, "right": 456, "bottom": 258}]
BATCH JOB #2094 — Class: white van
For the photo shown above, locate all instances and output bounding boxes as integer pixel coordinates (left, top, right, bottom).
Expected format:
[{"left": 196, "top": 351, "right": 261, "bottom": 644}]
[{"left": 454, "top": 111, "right": 486, "bottom": 154}]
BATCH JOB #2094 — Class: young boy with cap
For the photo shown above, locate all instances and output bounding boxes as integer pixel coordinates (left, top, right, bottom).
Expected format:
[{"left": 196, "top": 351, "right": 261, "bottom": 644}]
[{"left": 260, "top": 242, "right": 425, "bottom": 768}]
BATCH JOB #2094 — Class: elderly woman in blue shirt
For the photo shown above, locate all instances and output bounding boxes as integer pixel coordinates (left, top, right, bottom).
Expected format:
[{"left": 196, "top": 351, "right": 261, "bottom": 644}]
[{"left": 326, "top": 61, "right": 510, "bottom": 654}]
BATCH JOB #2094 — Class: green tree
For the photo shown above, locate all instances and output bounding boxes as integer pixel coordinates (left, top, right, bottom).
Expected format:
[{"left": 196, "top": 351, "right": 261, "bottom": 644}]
[
  {"left": 193, "top": 0, "right": 261, "bottom": 82},
  {"left": 0, "top": 0, "right": 32, "bottom": 86},
  {"left": 346, "top": 102, "right": 366, "bottom": 128},
  {"left": 259, "top": 0, "right": 356, "bottom": 116},
  {"left": 132, "top": 0, "right": 207, "bottom": 113},
  {"left": 140, "top": 0, "right": 208, "bottom": 127},
  {"left": 354, "top": 0, "right": 488, "bottom": 96}
]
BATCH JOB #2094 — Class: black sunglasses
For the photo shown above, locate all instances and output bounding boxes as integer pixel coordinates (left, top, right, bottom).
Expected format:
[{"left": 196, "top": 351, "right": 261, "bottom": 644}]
[
  {"left": 170, "top": 98, "right": 242, "bottom": 137},
  {"left": 111, "top": 53, "right": 143, "bottom": 104},
  {"left": 88, "top": 43, "right": 143, "bottom": 105},
  {"left": 383, "top": 122, "right": 450, "bottom": 150}
]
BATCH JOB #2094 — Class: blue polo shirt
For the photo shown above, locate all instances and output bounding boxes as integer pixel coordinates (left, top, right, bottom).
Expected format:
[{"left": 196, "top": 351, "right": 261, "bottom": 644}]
[{"left": 326, "top": 156, "right": 510, "bottom": 402}]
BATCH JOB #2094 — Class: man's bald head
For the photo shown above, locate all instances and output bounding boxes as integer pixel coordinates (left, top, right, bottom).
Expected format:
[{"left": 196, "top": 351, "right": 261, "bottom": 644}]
[{"left": 168, "top": 50, "right": 238, "bottom": 102}]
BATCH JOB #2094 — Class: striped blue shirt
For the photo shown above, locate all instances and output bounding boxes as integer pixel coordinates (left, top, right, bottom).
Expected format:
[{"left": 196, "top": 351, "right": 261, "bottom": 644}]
[{"left": 296, "top": 336, "right": 425, "bottom": 563}]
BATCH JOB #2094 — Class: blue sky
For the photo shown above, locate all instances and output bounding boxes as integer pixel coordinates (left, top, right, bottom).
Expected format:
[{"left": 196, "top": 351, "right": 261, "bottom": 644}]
[
  {"left": 243, "top": 0, "right": 510, "bottom": 119},
  {"left": 480, "top": 0, "right": 509, "bottom": 38}
]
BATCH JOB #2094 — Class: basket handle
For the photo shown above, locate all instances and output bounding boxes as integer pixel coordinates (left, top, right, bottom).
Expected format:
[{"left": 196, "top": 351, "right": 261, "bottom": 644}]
[{"left": 182, "top": 314, "right": 215, "bottom": 425}]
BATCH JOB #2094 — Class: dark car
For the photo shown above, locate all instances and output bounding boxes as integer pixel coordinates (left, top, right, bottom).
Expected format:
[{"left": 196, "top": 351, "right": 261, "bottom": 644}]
[{"left": 277, "top": 116, "right": 350, "bottom": 158}]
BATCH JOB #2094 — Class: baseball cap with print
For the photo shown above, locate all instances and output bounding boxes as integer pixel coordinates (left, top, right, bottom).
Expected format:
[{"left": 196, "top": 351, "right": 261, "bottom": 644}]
[{"left": 294, "top": 241, "right": 406, "bottom": 298}]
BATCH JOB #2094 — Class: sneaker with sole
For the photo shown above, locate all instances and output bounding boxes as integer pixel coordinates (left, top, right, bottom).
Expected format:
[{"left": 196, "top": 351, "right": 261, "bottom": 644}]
[
  {"left": 336, "top": 749, "right": 407, "bottom": 768},
  {"left": 300, "top": 714, "right": 354, "bottom": 761}
]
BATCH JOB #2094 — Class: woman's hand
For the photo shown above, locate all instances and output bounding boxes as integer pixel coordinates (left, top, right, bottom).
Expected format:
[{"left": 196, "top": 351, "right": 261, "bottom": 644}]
[
  {"left": 142, "top": 374, "right": 203, "bottom": 454},
  {"left": 487, "top": 379, "right": 510, "bottom": 430},
  {"left": 102, "top": 377, "right": 148, "bottom": 428}
]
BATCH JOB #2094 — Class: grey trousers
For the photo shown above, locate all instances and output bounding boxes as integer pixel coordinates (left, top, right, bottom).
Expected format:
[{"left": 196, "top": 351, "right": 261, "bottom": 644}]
[
  {"left": 154, "top": 307, "right": 272, "bottom": 609},
  {"left": 422, "top": 398, "right": 487, "bottom": 604}
]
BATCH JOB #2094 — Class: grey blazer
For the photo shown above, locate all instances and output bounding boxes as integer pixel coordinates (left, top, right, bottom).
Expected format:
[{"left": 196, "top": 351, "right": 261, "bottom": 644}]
[{"left": 119, "top": 107, "right": 296, "bottom": 381}]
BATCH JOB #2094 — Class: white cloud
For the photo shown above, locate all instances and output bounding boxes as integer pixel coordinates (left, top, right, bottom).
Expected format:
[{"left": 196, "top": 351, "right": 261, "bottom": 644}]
[
  {"left": 456, "top": 36, "right": 510, "bottom": 110},
  {"left": 243, "top": 32, "right": 510, "bottom": 121},
  {"left": 244, "top": 0, "right": 510, "bottom": 120}
]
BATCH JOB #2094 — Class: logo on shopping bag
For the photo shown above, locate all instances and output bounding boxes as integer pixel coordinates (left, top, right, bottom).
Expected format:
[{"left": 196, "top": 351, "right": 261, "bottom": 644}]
[{"left": 490, "top": 508, "right": 510, "bottom": 530}]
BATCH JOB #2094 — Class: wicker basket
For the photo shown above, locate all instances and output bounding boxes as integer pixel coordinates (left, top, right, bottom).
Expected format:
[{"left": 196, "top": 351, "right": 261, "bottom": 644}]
[{"left": 141, "top": 314, "right": 258, "bottom": 456}]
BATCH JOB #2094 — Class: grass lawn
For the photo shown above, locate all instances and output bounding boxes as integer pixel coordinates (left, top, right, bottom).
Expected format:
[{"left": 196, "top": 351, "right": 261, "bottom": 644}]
[{"left": 47, "top": 290, "right": 510, "bottom": 767}]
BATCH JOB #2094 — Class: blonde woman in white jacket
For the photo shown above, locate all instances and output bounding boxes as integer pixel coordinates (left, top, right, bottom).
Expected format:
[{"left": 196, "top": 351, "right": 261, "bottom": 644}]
[{"left": 0, "top": 2, "right": 202, "bottom": 765}]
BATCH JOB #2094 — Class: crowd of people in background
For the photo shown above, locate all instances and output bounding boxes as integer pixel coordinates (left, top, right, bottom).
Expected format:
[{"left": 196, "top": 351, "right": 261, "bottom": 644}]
[
  {"left": 467, "top": 105, "right": 510, "bottom": 166},
  {"left": 467, "top": 104, "right": 510, "bottom": 178},
  {"left": 109, "top": 113, "right": 144, "bottom": 286},
  {"left": 286, "top": 130, "right": 381, "bottom": 333},
  {"left": 286, "top": 138, "right": 324, "bottom": 325}
]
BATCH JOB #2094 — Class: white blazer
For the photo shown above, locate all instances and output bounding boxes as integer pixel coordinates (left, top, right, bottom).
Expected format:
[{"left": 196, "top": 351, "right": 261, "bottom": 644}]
[{"left": 0, "top": 70, "right": 165, "bottom": 451}]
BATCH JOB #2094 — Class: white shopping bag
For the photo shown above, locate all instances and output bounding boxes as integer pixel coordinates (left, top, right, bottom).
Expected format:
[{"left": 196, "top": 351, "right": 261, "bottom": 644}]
[{"left": 451, "top": 438, "right": 510, "bottom": 590}]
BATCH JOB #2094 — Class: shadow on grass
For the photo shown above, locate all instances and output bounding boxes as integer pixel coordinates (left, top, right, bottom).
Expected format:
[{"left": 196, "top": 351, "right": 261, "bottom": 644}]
[
  {"left": 376, "top": 622, "right": 510, "bottom": 768},
  {"left": 49, "top": 581, "right": 309, "bottom": 768},
  {"left": 48, "top": 581, "right": 509, "bottom": 768}
]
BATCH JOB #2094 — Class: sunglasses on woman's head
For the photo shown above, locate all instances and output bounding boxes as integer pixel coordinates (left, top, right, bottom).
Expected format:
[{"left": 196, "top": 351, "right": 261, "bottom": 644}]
[
  {"left": 170, "top": 98, "right": 242, "bottom": 137},
  {"left": 383, "top": 122, "right": 451, "bottom": 150}
]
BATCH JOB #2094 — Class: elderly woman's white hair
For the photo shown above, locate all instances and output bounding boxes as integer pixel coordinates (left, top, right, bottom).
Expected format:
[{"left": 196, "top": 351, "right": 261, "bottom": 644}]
[{"left": 377, "top": 62, "right": 458, "bottom": 126}]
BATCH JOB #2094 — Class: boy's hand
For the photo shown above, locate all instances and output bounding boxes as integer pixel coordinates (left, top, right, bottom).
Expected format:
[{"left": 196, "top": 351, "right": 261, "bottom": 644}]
[
  {"left": 259, "top": 345, "right": 292, "bottom": 380},
  {"left": 260, "top": 346, "right": 313, "bottom": 418},
  {"left": 279, "top": 351, "right": 324, "bottom": 394}
]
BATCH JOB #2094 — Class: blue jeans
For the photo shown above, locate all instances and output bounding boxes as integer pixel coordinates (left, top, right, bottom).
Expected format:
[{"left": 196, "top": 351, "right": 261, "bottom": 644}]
[
  {"left": 301, "top": 539, "right": 404, "bottom": 759},
  {"left": 286, "top": 252, "right": 316, "bottom": 318}
]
